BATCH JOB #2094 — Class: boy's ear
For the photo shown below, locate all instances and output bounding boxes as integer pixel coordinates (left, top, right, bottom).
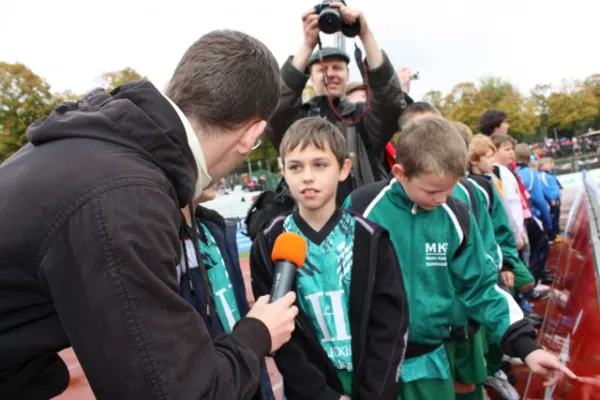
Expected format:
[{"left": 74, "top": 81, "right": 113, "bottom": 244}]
[
  {"left": 392, "top": 164, "right": 407, "bottom": 183},
  {"left": 339, "top": 158, "right": 352, "bottom": 182}
]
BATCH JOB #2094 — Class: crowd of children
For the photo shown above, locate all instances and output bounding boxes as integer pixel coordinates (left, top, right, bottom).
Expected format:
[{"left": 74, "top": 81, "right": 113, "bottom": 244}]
[{"left": 177, "top": 105, "right": 573, "bottom": 400}]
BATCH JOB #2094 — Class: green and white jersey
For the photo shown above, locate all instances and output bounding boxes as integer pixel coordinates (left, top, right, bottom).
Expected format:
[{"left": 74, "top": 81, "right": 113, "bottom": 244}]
[{"left": 283, "top": 211, "right": 355, "bottom": 373}]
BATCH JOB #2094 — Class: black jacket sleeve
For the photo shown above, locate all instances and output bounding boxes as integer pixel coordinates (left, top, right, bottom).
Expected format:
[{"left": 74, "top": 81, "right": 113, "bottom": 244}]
[
  {"left": 263, "top": 57, "right": 308, "bottom": 150},
  {"left": 361, "top": 51, "right": 408, "bottom": 156},
  {"left": 40, "top": 183, "right": 270, "bottom": 400},
  {"left": 359, "top": 233, "right": 408, "bottom": 400},
  {"left": 250, "top": 237, "right": 341, "bottom": 400}
]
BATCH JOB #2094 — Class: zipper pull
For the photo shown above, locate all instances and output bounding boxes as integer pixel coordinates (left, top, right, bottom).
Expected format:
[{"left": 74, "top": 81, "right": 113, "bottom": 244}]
[{"left": 411, "top": 204, "right": 417, "bottom": 215}]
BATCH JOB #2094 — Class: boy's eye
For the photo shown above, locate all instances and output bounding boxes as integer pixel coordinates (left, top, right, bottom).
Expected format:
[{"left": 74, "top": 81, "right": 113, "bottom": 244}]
[{"left": 288, "top": 165, "right": 300, "bottom": 171}]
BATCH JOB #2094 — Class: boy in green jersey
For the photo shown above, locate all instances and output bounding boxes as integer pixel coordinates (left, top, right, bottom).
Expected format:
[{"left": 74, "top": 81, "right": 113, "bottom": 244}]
[
  {"left": 251, "top": 117, "right": 409, "bottom": 400},
  {"left": 392, "top": 105, "right": 501, "bottom": 400},
  {"left": 345, "top": 116, "right": 575, "bottom": 400}
]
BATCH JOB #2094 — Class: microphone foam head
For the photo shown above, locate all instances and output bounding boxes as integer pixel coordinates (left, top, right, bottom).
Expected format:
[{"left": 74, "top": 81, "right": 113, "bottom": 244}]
[{"left": 271, "top": 232, "right": 307, "bottom": 268}]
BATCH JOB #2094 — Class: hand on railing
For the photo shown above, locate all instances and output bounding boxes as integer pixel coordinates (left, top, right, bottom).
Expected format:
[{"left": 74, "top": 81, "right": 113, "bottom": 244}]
[{"left": 524, "top": 349, "right": 577, "bottom": 387}]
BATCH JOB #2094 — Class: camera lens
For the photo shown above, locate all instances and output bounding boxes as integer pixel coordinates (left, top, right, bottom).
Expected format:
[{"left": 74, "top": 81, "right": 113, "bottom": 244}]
[{"left": 318, "top": 8, "right": 341, "bottom": 34}]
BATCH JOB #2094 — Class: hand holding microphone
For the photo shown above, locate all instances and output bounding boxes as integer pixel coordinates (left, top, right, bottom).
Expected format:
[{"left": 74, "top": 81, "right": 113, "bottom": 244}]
[{"left": 247, "top": 232, "right": 307, "bottom": 353}]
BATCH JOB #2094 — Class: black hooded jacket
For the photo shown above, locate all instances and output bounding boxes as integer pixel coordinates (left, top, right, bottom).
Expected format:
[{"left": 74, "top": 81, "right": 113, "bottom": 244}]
[{"left": 0, "top": 81, "right": 271, "bottom": 399}]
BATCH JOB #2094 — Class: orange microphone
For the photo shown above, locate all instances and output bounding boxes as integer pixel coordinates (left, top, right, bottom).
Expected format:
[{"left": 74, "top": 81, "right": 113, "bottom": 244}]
[{"left": 269, "top": 232, "right": 307, "bottom": 302}]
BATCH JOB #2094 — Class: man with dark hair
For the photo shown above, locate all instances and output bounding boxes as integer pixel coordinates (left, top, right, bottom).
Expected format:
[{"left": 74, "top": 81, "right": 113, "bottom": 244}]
[
  {"left": 0, "top": 29, "right": 299, "bottom": 399},
  {"left": 479, "top": 109, "right": 509, "bottom": 136},
  {"left": 265, "top": 2, "right": 410, "bottom": 205}
]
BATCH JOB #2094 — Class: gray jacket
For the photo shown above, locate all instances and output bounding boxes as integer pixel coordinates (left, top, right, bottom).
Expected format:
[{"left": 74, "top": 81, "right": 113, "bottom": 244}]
[{"left": 265, "top": 51, "right": 410, "bottom": 186}]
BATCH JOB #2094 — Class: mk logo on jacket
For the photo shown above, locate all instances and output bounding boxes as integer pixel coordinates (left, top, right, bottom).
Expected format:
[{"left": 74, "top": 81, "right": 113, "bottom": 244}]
[{"left": 425, "top": 242, "right": 448, "bottom": 267}]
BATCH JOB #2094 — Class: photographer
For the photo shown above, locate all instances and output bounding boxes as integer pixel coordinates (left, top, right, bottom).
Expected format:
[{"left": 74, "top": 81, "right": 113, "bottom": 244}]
[{"left": 265, "top": 1, "right": 411, "bottom": 204}]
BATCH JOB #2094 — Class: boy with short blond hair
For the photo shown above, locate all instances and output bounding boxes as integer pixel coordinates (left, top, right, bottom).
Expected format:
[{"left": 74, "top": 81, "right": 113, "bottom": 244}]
[
  {"left": 395, "top": 108, "right": 508, "bottom": 400},
  {"left": 251, "top": 117, "right": 409, "bottom": 400},
  {"left": 346, "top": 116, "right": 575, "bottom": 399}
]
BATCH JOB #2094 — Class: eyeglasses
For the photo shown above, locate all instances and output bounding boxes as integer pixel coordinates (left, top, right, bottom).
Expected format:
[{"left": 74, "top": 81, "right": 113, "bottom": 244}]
[{"left": 252, "top": 139, "right": 262, "bottom": 150}]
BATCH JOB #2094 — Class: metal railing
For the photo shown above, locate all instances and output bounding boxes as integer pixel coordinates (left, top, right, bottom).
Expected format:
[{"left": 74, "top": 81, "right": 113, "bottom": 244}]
[{"left": 582, "top": 170, "right": 600, "bottom": 302}]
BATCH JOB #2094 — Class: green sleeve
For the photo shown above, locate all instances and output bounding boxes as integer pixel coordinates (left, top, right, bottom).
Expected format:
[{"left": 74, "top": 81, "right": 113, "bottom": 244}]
[
  {"left": 450, "top": 212, "right": 524, "bottom": 344},
  {"left": 490, "top": 187, "right": 526, "bottom": 271}
]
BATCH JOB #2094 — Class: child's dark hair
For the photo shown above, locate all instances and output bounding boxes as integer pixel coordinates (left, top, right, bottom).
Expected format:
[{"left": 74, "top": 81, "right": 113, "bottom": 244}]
[
  {"left": 478, "top": 109, "right": 507, "bottom": 135},
  {"left": 398, "top": 102, "right": 442, "bottom": 130},
  {"left": 279, "top": 117, "right": 347, "bottom": 167}
]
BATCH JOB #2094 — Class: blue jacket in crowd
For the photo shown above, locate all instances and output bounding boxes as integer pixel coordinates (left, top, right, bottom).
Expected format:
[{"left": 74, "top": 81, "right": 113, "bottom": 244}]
[
  {"left": 539, "top": 170, "right": 561, "bottom": 203},
  {"left": 516, "top": 163, "right": 553, "bottom": 230}
]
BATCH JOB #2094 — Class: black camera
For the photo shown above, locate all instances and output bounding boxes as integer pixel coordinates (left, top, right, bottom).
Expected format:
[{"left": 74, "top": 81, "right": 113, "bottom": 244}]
[{"left": 314, "top": 1, "right": 361, "bottom": 37}]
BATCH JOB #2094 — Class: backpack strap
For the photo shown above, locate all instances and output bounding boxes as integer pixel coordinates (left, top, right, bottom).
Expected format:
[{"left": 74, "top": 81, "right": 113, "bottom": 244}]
[
  {"left": 243, "top": 178, "right": 295, "bottom": 240},
  {"left": 492, "top": 165, "right": 502, "bottom": 181},
  {"left": 468, "top": 176, "right": 493, "bottom": 212},
  {"left": 443, "top": 196, "right": 471, "bottom": 260},
  {"left": 459, "top": 178, "right": 479, "bottom": 218},
  {"left": 349, "top": 179, "right": 394, "bottom": 216}
]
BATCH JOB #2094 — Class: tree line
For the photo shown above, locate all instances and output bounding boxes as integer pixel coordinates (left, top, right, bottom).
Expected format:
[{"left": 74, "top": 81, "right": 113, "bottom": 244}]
[
  {"left": 1, "top": 61, "right": 598, "bottom": 164},
  {"left": 422, "top": 75, "right": 600, "bottom": 143},
  {"left": 0, "top": 63, "right": 145, "bottom": 162}
]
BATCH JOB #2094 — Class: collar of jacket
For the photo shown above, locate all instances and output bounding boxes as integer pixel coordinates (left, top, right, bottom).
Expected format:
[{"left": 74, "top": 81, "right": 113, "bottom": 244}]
[
  {"left": 387, "top": 179, "right": 427, "bottom": 215},
  {"left": 515, "top": 163, "right": 529, "bottom": 170},
  {"left": 161, "top": 93, "right": 212, "bottom": 199}
]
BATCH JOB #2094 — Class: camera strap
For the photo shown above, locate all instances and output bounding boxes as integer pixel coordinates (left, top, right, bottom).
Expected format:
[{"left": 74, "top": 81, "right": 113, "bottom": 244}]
[
  {"left": 315, "top": 35, "right": 371, "bottom": 126},
  {"left": 354, "top": 43, "right": 366, "bottom": 83}
]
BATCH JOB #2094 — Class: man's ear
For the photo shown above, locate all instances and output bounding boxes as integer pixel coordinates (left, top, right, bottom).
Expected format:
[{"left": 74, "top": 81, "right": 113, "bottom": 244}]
[{"left": 238, "top": 120, "right": 267, "bottom": 156}]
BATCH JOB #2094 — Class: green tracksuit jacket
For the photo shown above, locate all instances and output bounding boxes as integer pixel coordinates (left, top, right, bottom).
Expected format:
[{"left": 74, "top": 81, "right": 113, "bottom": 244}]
[
  {"left": 467, "top": 174, "right": 531, "bottom": 275},
  {"left": 345, "top": 180, "right": 539, "bottom": 375},
  {"left": 452, "top": 178, "right": 502, "bottom": 270}
]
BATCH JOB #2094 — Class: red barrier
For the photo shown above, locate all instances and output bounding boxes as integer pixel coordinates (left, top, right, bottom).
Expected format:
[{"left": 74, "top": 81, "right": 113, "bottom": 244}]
[{"left": 519, "top": 177, "right": 600, "bottom": 399}]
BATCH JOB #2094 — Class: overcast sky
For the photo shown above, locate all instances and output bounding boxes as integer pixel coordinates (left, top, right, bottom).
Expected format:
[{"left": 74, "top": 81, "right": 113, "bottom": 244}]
[{"left": 2, "top": 0, "right": 598, "bottom": 100}]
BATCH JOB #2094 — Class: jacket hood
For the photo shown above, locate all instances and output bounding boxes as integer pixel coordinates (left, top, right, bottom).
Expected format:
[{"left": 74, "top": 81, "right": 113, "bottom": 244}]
[{"left": 27, "top": 80, "right": 196, "bottom": 207}]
